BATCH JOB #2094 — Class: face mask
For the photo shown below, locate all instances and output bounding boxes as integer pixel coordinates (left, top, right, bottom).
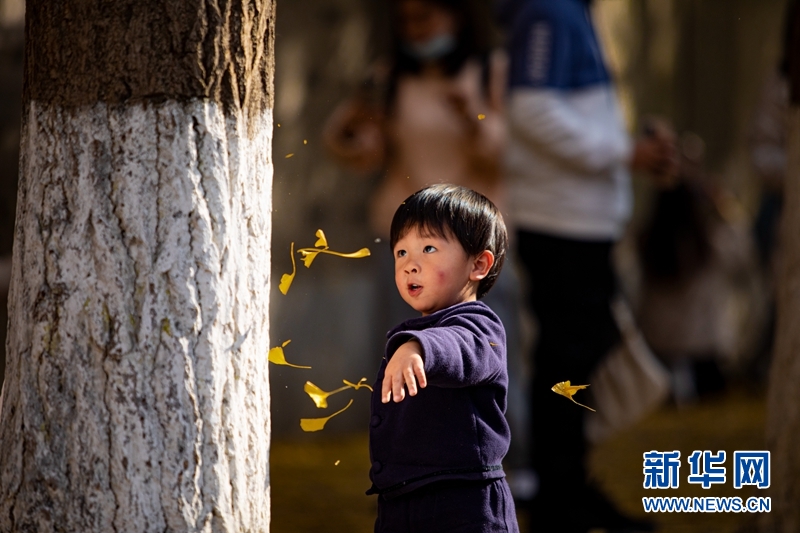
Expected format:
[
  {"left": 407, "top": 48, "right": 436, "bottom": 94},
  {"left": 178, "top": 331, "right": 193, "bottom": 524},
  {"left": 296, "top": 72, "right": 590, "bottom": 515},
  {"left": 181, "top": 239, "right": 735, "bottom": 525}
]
[{"left": 403, "top": 33, "right": 457, "bottom": 61}]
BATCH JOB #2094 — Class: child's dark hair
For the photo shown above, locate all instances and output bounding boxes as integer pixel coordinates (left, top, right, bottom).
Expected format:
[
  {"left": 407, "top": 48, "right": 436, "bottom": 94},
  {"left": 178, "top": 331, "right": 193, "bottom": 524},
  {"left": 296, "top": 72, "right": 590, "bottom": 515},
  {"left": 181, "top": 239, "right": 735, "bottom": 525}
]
[{"left": 390, "top": 184, "right": 507, "bottom": 299}]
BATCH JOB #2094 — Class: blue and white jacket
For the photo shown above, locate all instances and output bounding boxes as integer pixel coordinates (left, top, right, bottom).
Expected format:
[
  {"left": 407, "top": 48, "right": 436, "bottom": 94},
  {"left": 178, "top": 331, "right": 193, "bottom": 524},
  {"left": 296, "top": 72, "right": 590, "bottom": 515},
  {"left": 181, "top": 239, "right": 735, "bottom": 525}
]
[{"left": 505, "top": 0, "right": 632, "bottom": 240}]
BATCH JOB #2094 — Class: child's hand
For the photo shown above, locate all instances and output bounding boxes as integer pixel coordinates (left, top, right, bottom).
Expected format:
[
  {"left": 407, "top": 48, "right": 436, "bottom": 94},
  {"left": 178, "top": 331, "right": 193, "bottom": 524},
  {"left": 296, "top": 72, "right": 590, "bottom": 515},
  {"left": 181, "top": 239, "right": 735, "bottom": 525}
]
[{"left": 382, "top": 340, "right": 427, "bottom": 403}]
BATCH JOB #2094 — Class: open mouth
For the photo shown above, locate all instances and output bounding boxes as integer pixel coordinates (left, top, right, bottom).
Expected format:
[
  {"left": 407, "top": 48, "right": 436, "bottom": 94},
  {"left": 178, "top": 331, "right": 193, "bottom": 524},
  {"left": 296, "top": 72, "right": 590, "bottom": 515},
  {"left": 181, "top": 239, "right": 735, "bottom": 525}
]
[{"left": 408, "top": 283, "right": 422, "bottom": 296}]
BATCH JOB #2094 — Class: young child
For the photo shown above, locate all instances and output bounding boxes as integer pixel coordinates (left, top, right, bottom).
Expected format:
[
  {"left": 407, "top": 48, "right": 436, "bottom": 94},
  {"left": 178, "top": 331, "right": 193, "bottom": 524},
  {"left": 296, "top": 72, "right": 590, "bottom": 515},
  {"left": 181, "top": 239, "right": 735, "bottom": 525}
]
[{"left": 366, "top": 184, "right": 519, "bottom": 532}]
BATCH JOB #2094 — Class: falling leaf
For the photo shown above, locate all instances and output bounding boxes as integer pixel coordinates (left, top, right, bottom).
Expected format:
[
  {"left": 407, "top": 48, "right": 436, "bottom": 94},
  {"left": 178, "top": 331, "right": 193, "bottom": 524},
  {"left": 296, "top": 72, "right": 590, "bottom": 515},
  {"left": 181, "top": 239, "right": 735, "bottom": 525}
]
[
  {"left": 342, "top": 378, "right": 373, "bottom": 392},
  {"left": 297, "top": 228, "right": 371, "bottom": 268},
  {"left": 268, "top": 340, "right": 311, "bottom": 369},
  {"left": 299, "top": 247, "right": 372, "bottom": 268},
  {"left": 304, "top": 382, "right": 336, "bottom": 408},
  {"left": 285, "top": 153, "right": 294, "bottom": 158},
  {"left": 279, "top": 242, "right": 296, "bottom": 295},
  {"left": 277, "top": 123, "right": 281, "bottom": 127},
  {"left": 334, "top": 460, "right": 341, "bottom": 466},
  {"left": 298, "top": 250, "right": 320, "bottom": 268},
  {"left": 477, "top": 113, "right": 486, "bottom": 120},
  {"left": 303, "top": 139, "right": 308, "bottom": 145},
  {"left": 296, "top": 229, "right": 328, "bottom": 267},
  {"left": 300, "top": 399, "right": 354, "bottom": 432},
  {"left": 314, "top": 229, "right": 328, "bottom": 248},
  {"left": 551, "top": 381, "right": 595, "bottom": 412},
  {"left": 304, "top": 377, "right": 373, "bottom": 409},
  {"left": 280, "top": 229, "right": 371, "bottom": 288}
]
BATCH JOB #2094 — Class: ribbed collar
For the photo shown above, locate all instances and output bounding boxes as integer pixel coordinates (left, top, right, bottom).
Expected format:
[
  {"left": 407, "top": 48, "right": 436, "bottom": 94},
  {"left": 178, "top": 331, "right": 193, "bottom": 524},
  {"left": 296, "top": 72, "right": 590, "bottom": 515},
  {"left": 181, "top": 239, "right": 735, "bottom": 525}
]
[{"left": 386, "top": 300, "right": 490, "bottom": 338}]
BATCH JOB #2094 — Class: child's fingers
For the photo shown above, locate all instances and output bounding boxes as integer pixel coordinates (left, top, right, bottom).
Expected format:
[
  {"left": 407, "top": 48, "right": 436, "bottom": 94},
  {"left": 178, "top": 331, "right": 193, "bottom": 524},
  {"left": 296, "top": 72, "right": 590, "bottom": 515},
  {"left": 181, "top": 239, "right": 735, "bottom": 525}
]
[
  {"left": 413, "top": 361, "right": 427, "bottom": 389},
  {"left": 381, "top": 373, "right": 393, "bottom": 403},
  {"left": 392, "top": 373, "right": 406, "bottom": 403},
  {"left": 404, "top": 367, "right": 418, "bottom": 396}
]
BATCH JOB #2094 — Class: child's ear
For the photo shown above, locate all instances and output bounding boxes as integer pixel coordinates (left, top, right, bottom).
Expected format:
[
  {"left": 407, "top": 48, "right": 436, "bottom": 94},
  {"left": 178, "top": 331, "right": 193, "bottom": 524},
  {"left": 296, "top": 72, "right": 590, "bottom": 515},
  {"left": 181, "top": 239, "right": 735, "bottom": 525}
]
[{"left": 469, "top": 250, "right": 495, "bottom": 281}]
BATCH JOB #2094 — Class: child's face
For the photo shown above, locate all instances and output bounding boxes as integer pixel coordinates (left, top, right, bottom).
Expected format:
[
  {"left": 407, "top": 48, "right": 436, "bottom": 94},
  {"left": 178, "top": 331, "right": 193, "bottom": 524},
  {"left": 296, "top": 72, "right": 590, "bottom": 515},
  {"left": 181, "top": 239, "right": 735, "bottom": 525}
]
[{"left": 393, "top": 227, "right": 492, "bottom": 316}]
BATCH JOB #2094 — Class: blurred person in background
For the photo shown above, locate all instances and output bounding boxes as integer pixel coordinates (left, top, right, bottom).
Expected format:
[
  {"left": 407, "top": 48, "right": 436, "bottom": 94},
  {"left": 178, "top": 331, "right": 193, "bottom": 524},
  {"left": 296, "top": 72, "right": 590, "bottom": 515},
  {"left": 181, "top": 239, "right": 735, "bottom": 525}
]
[
  {"left": 324, "top": 0, "right": 507, "bottom": 241},
  {"left": 637, "top": 134, "right": 753, "bottom": 406},
  {"left": 501, "top": 0, "right": 676, "bottom": 530},
  {"left": 324, "top": 0, "right": 529, "bottom": 475}
]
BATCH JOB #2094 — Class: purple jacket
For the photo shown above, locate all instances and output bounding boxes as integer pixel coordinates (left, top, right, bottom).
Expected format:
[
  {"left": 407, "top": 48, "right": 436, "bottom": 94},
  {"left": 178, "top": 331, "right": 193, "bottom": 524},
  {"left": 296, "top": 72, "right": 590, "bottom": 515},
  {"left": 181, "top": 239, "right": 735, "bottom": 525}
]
[{"left": 367, "top": 301, "right": 511, "bottom": 498}]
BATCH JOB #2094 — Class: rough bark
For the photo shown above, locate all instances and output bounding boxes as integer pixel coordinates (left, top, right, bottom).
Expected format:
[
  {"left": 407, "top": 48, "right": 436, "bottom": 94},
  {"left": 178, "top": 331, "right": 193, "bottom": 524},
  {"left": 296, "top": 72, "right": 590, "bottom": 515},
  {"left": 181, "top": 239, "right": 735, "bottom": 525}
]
[
  {"left": 0, "top": 2, "right": 275, "bottom": 532},
  {"left": 24, "top": 1, "right": 273, "bottom": 123}
]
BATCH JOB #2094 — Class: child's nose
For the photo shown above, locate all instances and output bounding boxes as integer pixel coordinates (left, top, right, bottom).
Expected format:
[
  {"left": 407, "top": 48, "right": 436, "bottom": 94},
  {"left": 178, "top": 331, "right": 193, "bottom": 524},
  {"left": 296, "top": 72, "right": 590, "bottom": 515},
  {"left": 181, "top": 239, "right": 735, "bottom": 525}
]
[{"left": 404, "top": 259, "right": 419, "bottom": 274}]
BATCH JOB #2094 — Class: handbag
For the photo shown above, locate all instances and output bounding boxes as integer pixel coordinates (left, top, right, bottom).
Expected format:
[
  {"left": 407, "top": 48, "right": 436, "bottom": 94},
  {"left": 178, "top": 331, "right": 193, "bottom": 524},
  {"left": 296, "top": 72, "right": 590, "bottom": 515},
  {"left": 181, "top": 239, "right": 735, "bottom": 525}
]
[{"left": 585, "top": 296, "right": 671, "bottom": 444}]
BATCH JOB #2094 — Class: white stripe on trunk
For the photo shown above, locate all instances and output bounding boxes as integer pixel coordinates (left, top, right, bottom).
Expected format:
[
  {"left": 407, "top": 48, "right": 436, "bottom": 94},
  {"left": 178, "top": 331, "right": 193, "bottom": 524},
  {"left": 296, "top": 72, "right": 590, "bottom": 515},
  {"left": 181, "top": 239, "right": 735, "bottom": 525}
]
[{"left": 1, "top": 99, "right": 272, "bottom": 532}]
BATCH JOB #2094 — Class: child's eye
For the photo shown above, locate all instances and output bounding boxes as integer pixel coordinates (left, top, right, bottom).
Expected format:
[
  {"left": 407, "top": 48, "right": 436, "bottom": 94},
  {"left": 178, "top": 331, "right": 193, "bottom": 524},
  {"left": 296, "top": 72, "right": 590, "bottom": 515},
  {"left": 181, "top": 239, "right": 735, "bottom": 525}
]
[
  {"left": 423, "top": 245, "right": 437, "bottom": 253},
  {"left": 396, "top": 249, "right": 406, "bottom": 258}
]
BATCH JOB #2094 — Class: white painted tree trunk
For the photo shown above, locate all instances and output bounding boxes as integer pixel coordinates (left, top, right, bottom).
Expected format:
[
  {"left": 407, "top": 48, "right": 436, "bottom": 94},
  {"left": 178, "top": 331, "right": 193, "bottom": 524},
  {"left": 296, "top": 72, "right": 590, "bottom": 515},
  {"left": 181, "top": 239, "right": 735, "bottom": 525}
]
[{"left": 0, "top": 98, "right": 273, "bottom": 530}]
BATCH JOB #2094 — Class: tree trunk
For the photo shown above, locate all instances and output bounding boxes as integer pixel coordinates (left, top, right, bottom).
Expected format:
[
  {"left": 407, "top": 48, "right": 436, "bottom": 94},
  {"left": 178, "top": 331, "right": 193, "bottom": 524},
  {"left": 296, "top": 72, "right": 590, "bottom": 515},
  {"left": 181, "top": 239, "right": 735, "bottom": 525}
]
[
  {"left": 766, "top": 4, "right": 800, "bottom": 531},
  {"left": 0, "top": 2, "right": 275, "bottom": 532},
  {"left": 767, "top": 105, "right": 800, "bottom": 533}
]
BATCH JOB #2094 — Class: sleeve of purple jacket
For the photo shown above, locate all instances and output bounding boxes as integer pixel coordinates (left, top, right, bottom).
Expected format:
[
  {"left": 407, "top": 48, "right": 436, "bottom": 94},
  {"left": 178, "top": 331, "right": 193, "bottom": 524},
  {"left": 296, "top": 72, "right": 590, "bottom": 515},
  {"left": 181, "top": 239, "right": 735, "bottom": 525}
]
[{"left": 385, "top": 308, "right": 506, "bottom": 388}]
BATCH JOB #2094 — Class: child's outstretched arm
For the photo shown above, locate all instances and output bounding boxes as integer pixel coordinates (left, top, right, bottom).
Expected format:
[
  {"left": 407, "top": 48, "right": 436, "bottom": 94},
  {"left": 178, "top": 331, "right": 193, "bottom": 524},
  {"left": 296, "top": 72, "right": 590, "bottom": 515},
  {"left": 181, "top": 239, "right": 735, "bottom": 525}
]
[
  {"left": 381, "top": 340, "right": 428, "bottom": 403},
  {"left": 385, "top": 310, "right": 505, "bottom": 389}
]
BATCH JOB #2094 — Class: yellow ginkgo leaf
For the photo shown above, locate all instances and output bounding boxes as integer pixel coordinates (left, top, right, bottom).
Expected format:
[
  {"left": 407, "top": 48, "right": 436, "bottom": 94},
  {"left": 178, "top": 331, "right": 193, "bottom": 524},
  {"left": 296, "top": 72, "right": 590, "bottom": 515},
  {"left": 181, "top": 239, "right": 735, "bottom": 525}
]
[
  {"left": 477, "top": 113, "right": 486, "bottom": 120},
  {"left": 300, "top": 399, "right": 354, "bottom": 432},
  {"left": 297, "top": 228, "right": 372, "bottom": 267},
  {"left": 297, "top": 247, "right": 371, "bottom": 268},
  {"left": 314, "top": 229, "right": 328, "bottom": 248},
  {"left": 325, "top": 248, "right": 371, "bottom": 259},
  {"left": 268, "top": 340, "right": 311, "bottom": 369},
  {"left": 342, "top": 377, "right": 373, "bottom": 392},
  {"left": 551, "top": 380, "right": 595, "bottom": 412},
  {"left": 279, "top": 242, "right": 296, "bottom": 295},
  {"left": 304, "top": 381, "right": 337, "bottom": 409},
  {"left": 304, "top": 377, "right": 373, "bottom": 409},
  {"left": 299, "top": 249, "right": 321, "bottom": 268}
]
